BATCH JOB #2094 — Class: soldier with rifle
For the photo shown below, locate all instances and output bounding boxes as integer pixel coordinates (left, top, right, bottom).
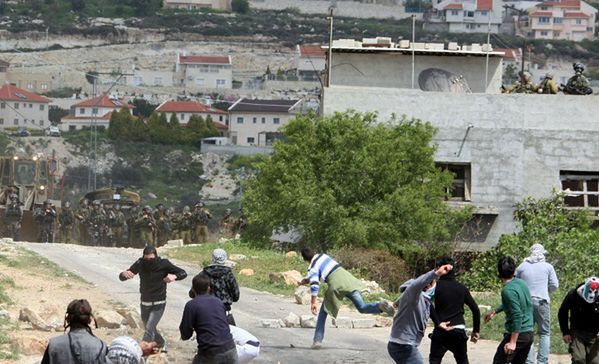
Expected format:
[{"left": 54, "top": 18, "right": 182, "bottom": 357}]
[
  {"left": 88, "top": 200, "right": 107, "bottom": 246},
  {"left": 35, "top": 201, "right": 56, "bottom": 243},
  {"left": 562, "top": 63, "right": 593, "bottom": 95},
  {"left": 136, "top": 206, "right": 156, "bottom": 247},
  {"left": 192, "top": 201, "right": 211, "bottom": 244},
  {"left": 58, "top": 201, "right": 75, "bottom": 244},
  {"left": 76, "top": 199, "right": 91, "bottom": 245},
  {"left": 109, "top": 204, "right": 126, "bottom": 247},
  {"left": 4, "top": 193, "right": 22, "bottom": 240}
]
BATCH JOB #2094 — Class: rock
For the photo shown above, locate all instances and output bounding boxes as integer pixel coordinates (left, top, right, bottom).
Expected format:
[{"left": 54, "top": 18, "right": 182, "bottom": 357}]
[
  {"left": 269, "top": 270, "right": 303, "bottom": 286},
  {"left": 300, "top": 315, "right": 316, "bottom": 328},
  {"left": 352, "top": 318, "right": 376, "bottom": 329},
  {"left": 282, "top": 312, "right": 300, "bottom": 328},
  {"left": 166, "top": 239, "right": 184, "bottom": 247},
  {"left": 145, "top": 353, "right": 169, "bottom": 364},
  {"left": 11, "top": 336, "right": 47, "bottom": 355},
  {"left": 375, "top": 316, "right": 393, "bottom": 327},
  {"left": 0, "top": 238, "right": 13, "bottom": 244},
  {"left": 0, "top": 309, "right": 10, "bottom": 320},
  {"left": 478, "top": 305, "right": 492, "bottom": 311},
  {"left": 147, "top": 193, "right": 157, "bottom": 199},
  {"left": 361, "top": 279, "right": 386, "bottom": 295},
  {"left": 228, "top": 254, "right": 247, "bottom": 261},
  {"left": 260, "top": 319, "right": 283, "bottom": 328},
  {"left": 19, "top": 308, "right": 54, "bottom": 331},
  {"left": 116, "top": 307, "right": 143, "bottom": 329},
  {"left": 332, "top": 316, "right": 353, "bottom": 329},
  {"left": 224, "top": 260, "right": 237, "bottom": 268},
  {"left": 294, "top": 286, "right": 311, "bottom": 305},
  {"left": 285, "top": 251, "right": 298, "bottom": 258},
  {"left": 239, "top": 268, "right": 255, "bottom": 276},
  {"left": 95, "top": 310, "right": 125, "bottom": 329}
]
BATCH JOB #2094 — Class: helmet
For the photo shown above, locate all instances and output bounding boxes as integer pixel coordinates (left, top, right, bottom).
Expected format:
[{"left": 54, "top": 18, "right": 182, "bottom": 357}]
[
  {"left": 44, "top": 200, "right": 51, "bottom": 206},
  {"left": 573, "top": 63, "right": 585, "bottom": 73},
  {"left": 545, "top": 72, "right": 554, "bottom": 79},
  {"left": 64, "top": 201, "right": 70, "bottom": 208},
  {"left": 92, "top": 200, "right": 101, "bottom": 206},
  {"left": 183, "top": 206, "right": 190, "bottom": 213},
  {"left": 9, "top": 193, "right": 18, "bottom": 201},
  {"left": 195, "top": 200, "right": 204, "bottom": 208},
  {"left": 143, "top": 205, "right": 151, "bottom": 212},
  {"left": 225, "top": 208, "right": 231, "bottom": 214},
  {"left": 114, "top": 204, "right": 121, "bottom": 210}
]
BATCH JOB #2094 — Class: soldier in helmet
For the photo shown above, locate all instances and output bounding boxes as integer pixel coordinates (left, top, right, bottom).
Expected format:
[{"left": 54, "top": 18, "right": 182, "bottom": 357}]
[
  {"left": 506, "top": 71, "right": 537, "bottom": 94},
  {"left": 35, "top": 201, "right": 56, "bottom": 243},
  {"left": 58, "top": 201, "right": 75, "bottom": 244},
  {"left": 126, "top": 205, "right": 140, "bottom": 247},
  {"left": 178, "top": 206, "right": 193, "bottom": 245},
  {"left": 4, "top": 193, "right": 22, "bottom": 240},
  {"left": 109, "top": 203, "right": 126, "bottom": 247},
  {"left": 537, "top": 72, "right": 559, "bottom": 94},
  {"left": 563, "top": 63, "right": 593, "bottom": 95},
  {"left": 88, "top": 200, "right": 107, "bottom": 246},
  {"left": 136, "top": 205, "right": 156, "bottom": 247},
  {"left": 153, "top": 204, "right": 171, "bottom": 247},
  {"left": 76, "top": 199, "right": 91, "bottom": 245},
  {"left": 220, "top": 208, "right": 234, "bottom": 237},
  {"left": 192, "top": 201, "right": 211, "bottom": 244}
]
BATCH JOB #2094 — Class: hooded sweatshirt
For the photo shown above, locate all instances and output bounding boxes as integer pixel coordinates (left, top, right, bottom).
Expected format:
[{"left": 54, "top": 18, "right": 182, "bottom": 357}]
[
  {"left": 389, "top": 270, "right": 438, "bottom": 346},
  {"left": 515, "top": 245, "right": 559, "bottom": 302},
  {"left": 120, "top": 257, "right": 187, "bottom": 302},
  {"left": 41, "top": 327, "right": 107, "bottom": 364},
  {"left": 202, "top": 264, "right": 240, "bottom": 311},
  {"left": 558, "top": 282, "right": 599, "bottom": 335}
]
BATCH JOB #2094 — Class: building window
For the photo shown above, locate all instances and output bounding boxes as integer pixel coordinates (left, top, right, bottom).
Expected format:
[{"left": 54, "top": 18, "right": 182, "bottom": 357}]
[
  {"left": 539, "top": 16, "right": 550, "bottom": 23},
  {"left": 0, "top": 103, "right": 4, "bottom": 109},
  {"left": 196, "top": 79, "right": 205, "bottom": 87},
  {"left": 464, "top": 11, "right": 474, "bottom": 17},
  {"left": 40, "top": 104, "right": 45, "bottom": 111},
  {"left": 540, "top": 6, "right": 548, "bottom": 10},
  {"left": 576, "top": 19, "right": 582, "bottom": 25},
  {"left": 0, "top": 118, "right": 3, "bottom": 125},
  {"left": 41, "top": 83, "right": 48, "bottom": 90},
  {"left": 237, "top": 117, "right": 244, "bottom": 124},
  {"left": 540, "top": 31, "right": 548, "bottom": 36},
  {"left": 247, "top": 137, "right": 255, "bottom": 144},
  {"left": 13, "top": 119, "right": 18, "bottom": 125},
  {"left": 29, "top": 104, "right": 33, "bottom": 108},
  {"left": 92, "top": 108, "right": 98, "bottom": 115},
  {"left": 69, "top": 125, "right": 76, "bottom": 131},
  {"left": 261, "top": 117, "right": 266, "bottom": 124},
  {"left": 253, "top": 117, "right": 257, "bottom": 124},
  {"left": 39, "top": 120, "right": 43, "bottom": 126},
  {"left": 14, "top": 103, "right": 18, "bottom": 109},
  {"left": 437, "top": 163, "right": 471, "bottom": 201},
  {"left": 219, "top": 116, "right": 223, "bottom": 122},
  {"left": 79, "top": 108, "right": 85, "bottom": 115},
  {"left": 587, "top": 27, "right": 594, "bottom": 32},
  {"left": 554, "top": 17, "right": 563, "bottom": 24},
  {"left": 216, "top": 79, "right": 226, "bottom": 88},
  {"left": 180, "top": 114, "right": 185, "bottom": 120},
  {"left": 561, "top": 171, "right": 599, "bottom": 208},
  {"left": 480, "top": 10, "right": 487, "bottom": 16},
  {"left": 451, "top": 10, "right": 458, "bottom": 15},
  {"left": 273, "top": 118, "right": 280, "bottom": 124},
  {"left": 554, "top": 32, "right": 561, "bottom": 37},
  {"left": 26, "top": 83, "right": 33, "bottom": 89},
  {"left": 24, "top": 119, "right": 27, "bottom": 124}
]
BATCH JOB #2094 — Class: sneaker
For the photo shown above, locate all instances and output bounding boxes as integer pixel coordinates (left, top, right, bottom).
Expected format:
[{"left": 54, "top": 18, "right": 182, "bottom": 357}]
[
  {"left": 379, "top": 300, "right": 395, "bottom": 316},
  {"left": 311, "top": 341, "right": 322, "bottom": 349}
]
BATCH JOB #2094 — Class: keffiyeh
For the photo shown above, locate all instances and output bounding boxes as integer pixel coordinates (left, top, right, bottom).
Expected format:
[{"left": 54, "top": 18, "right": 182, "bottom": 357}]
[
  {"left": 525, "top": 243, "right": 547, "bottom": 263},
  {"left": 212, "top": 248, "right": 228, "bottom": 265}
]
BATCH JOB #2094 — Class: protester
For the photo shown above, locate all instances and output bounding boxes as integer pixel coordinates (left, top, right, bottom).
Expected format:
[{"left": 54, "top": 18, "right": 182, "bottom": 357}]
[
  {"left": 429, "top": 256, "right": 480, "bottom": 364},
  {"left": 41, "top": 299, "right": 107, "bottom": 364},
  {"left": 558, "top": 276, "right": 599, "bottom": 364},
  {"left": 515, "top": 243, "right": 559, "bottom": 364},
  {"left": 300, "top": 247, "right": 395, "bottom": 349},
  {"left": 387, "top": 262, "right": 453, "bottom": 364},
  {"left": 119, "top": 245, "right": 187, "bottom": 353},
  {"left": 180, "top": 272, "right": 239, "bottom": 364},
  {"left": 198, "top": 248, "right": 240, "bottom": 325},
  {"left": 485, "top": 256, "right": 534, "bottom": 364},
  {"left": 106, "top": 336, "right": 143, "bottom": 364},
  {"left": 230, "top": 325, "right": 260, "bottom": 364}
]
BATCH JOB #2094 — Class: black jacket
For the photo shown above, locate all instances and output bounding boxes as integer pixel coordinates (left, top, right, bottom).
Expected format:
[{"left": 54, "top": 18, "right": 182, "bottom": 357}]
[
  {"left": 558, "top": 284, "right": 599, "bottom": 335},
  {"left": 120, "top": 257, "right": 187, "bottom": 302},
  {"left": 202, "top": 264, "right": 240, "bottom": 311},
  {"left": 431, "top": 273, "right": 481, "bottom": 333}
]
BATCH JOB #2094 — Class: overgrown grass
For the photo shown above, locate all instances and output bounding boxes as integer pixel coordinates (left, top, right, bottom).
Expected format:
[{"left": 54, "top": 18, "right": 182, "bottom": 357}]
[
  {"left": 0, "top": 318, "right": 19, "bottom": 360},
  {"left": 467, "top": 290, "right": 569, "bottom": 354},
  {"left": 0, "top": 248, "right": 86, "bottom": 282}
]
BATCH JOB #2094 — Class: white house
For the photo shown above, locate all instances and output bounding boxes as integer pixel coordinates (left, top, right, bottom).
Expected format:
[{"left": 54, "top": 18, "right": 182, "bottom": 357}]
[
  {"left": 295, "top": 44, "right": 326, "bottom": 81},
  {"left": 60, "top": 95, "right": 134, "bottom": 131},
  {"left": 155, "top": 100, "right": 228, "bottom": 134},
  {"left": 0, "top": 83, "right": 50, "bottom": 129},
  {"left": 228, "top": 98, "right": 303, "bottom": 146},
  {"left": 175, "top": 55, "right": 233, "bottom": 89},
  {"left": 430, "top": 0, "right": 503, "bottom": 33}
]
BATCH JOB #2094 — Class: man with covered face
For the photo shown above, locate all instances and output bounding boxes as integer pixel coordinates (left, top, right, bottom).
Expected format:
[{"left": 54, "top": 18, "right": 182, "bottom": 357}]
[
  {"left": 119, "top": 245, "right": 187, "bottom": 353},
  {"left": 558, "top": 277, "right": 599, "bottom": 364}
]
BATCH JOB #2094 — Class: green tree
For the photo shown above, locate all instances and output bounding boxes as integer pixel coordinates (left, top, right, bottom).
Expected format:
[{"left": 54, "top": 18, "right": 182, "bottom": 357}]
[
  {"left": 242, "top": 111, "right": 470, "bottom": 265},
  {"left": 168, "top": 112, "right": 182, "bottom": 143},
  {"left": 49, "top": 106, "right": 69, "bottom": 124},
  {"left": 204, "top": 115, "right": 219, "bottom": 137},
  {"left": 463, "top": 193, "right": 599, "bottom": 290},
  {"left": 131, "top": 98, "right": 158, "bottom": 118},
  {"left": 108, "top": 108, "right": 134, "bottom": 140},
  {"left": 186, "top": 114, "right": 206, "bottom": 145},
  {"left": 231, "top": 0, "right": 250, "bottom": 14},
  {"left": 129, "top": 118, "right": 150, "bottom": 142}
]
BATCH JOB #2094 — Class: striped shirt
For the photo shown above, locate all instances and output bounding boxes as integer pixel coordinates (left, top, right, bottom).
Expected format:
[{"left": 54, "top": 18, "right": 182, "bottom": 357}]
[{"left": 308, "top": 254, "right": 340, "bottom": 296}]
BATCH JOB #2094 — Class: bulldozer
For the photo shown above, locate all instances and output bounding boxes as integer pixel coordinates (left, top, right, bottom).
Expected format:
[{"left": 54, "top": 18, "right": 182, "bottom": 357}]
[{"left": 0, "top": 155, "right": 54, "bottom": 241}]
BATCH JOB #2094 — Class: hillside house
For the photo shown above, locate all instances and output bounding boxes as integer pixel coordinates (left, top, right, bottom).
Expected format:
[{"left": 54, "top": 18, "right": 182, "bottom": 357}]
[
  {"left": 295, "top": 44, "right": 326, "bottom": 81},
  {"left": 163, "top": 0, "right": 231, "bottom": 10},
  {"left": 60, "top": 95, "right": 134, "bottom": 131},
  {"left": 429, "top": 0, "right": 503, "bottom": 33},
  {"left": 525, "top": 0, "right": 596, "bottom": 41},
  {"left": 155, "top": 100, "right": 228, "bottom": 135},
  {"left": 175, "top": 55, "right": 232, "bottom": 90},
  {"left": 0, "top": 83, "right": 50, "bottom": 129}
]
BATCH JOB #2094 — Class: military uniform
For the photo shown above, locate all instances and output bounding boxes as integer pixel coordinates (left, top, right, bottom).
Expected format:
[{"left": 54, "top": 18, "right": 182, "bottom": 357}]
[
  {"left": 538, "top": 75, "right": 559, "bottom": 94},
  {"left": 565, "top": 75, "right": 592, "bottom": 95},
  {"left": 506, "top": 78, "right": 537, "bottom": 94},
  {"left": 192, "top": 203, "right": 211, "bottom": 244},
  {"left": 153, "top": 206, "right": 171, "bottom": 247},
  {"left": 126, "top": 206, "right": 140, "bottom": 247},
  {"left": 108, "top": 206, "right": 126, "bottom": 247},
  {"left": 176, "top": 207, "right": 193, "bottom": 245},
  {"left": 220, "top": 209, "right": 234, "bottom": 237},
  {"left": 58, "top": 204, "right": 75, "bottom": 244},
  {"left": 35, "top": 203, "right": 56, "bottom": 243},
  {"left": 4, "top": 199, "right": 22, "bottom": 240},
  {"left": 88, "top": 203, "right": 107, "bottom": 246},
  {"left": 76, "top": 202, "right": 91, "bottom": 245},
  {"left": 135, "top": 207, "right": 155, "bottom": 247}
]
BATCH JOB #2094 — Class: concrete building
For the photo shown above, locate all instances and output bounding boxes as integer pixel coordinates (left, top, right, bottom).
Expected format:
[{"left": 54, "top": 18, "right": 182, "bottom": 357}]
[
  {"left": 327, "top": 39, "right": 503, "bottom": 94},
  {"left": 228, "top": 98, "right": 303, "bottom": 146},
  {"left": 175, "top": 55, "right": 232, "bottom": 90},
  {"left": 124, "top": 69, "right": 174, "bottom": 87},
  {"left": 60, "top": 95, "right": 134, "bottom": 131},
  {"left": 0, "top": 60, "right": 53, "bottom": 94},
  {"left": 495, "top": 48, "right": 523, "bottom": 83},
  {"left": 429, "top": 0, "right": 503, "bottom": 33},
  {"left": 295, "top": 44, "right": 326, "bottom": 81},
  {"left": 526, "top": 0, "right": 596, "bottom": 41},
  {"left": 163, "top": 0, "right": 231, "bottom": 10},
  {"left": 0, "top": 83, "right": 50, "bottom": 129},
  {"left": 155, "top": 100, "right": 228, "bottom": 132},
  {"left": 322, "top": 40, "right": 599, "bottom": 250}
]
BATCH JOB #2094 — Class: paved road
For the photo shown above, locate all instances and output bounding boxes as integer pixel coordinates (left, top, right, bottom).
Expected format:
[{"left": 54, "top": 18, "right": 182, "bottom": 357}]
[{"left": 20, "top": 243, "right": 570, "bottom": 364}]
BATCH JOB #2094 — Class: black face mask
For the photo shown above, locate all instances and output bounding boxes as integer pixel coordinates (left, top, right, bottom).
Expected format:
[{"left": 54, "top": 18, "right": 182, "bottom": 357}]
[{"left": 142, "top": 258, "right": 159, "bottom": 269}]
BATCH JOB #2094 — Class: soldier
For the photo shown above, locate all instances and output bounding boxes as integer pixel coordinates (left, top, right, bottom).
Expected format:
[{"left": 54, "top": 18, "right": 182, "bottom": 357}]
[
  {"left": 126, "top": 205, "right": 140, "bottom": 247},
  {"left": 136, "top": 206, "right": 155, "bottom": 247},
  {"left": 4, "top": 194, "right": 22, "bottom": 240},
  {"left": 109, "top": 204, "right": 126, "bottom": 247},
  {"left": 58, "top": 201, "right": 75, "bottom": 244},
  {"left": 563, "top": 63, "right": 593, "bottom": 95},
  {"left": 505, "top": 71, "right": 537, "bottom": 94},
  {"left": 234, "top": 209, "right": 247, "bottom": 236},
  {"left": 153, "top": 204, "right": 170, "bottom": 247},
  {"left": 220, "top": 208, "right": 234, "bottom": 237},
  {"left": 192, "top": 201, "right": 211, "bottom": 244},
  {"left": 178, "top": 206, "right": 193, "bottom": 245},
  {"left": 88, "top": 200, "right": 107, "bottom": 246},
  {"left": 35, "top": 201, "right": 56, "bottom": 243},
  {"left": 76, "top": 199, "right": 91, "bottom": 245},
  {"left": 537, "top": 73, "right": 559, "bottom": 94}
]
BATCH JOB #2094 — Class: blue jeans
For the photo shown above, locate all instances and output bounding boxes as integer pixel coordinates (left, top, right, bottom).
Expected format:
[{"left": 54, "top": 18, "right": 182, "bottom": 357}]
[
  {"left": 313, "top": 290, "right": 381, "bottom": 342},
  {"left": 388, "top": 342, "right": 424, "bottom": 364},
  {"left": 140, "top": 303, "right": 166, "bottom": 347},
  {"left": 527, "top": 298, "right": 551, "bottom": 364}
]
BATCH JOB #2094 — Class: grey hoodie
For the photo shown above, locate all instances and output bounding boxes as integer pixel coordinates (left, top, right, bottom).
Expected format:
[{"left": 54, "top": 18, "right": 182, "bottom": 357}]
[
  {"left": 41, "top": 327, "right": 107, "bottom": 364},
  {"left": 389, "top": 270, "right": 438, "bottom": 346}
]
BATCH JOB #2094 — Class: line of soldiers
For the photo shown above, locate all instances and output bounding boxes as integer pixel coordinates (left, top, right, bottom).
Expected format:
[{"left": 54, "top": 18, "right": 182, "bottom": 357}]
[{"left": 503, "top": 63, "right": 593, "bottom": 95}]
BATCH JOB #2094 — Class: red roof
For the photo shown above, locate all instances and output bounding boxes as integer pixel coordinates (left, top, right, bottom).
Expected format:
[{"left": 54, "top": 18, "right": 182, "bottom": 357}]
[
  {"left": 530, "top": 11, "right": 553, "bottom": 16},
  {"left": 495, "top": 48, "right": 522, "bottom": 59},
  {"left": 0, "top": 83, "right": 50, "bottom": 103},
  {"left": 445, "top": 3, "right": 464, "bottom": 10},
  {"left": 564, "top": 11, "right": 589, "bottom": 17},
  {"left": 156, "top": 101, "right": 227, "bottom": 114},
  {"left": 213, "top": 121, "right": 227, "bottom": 130},
  {"left": 476, "top": 0, "right": 492, "bottom": 11},
  {"left": 73, "top": 95, "right": 133, "bottom": 109},
  {"left": 178, "top": 55, "right": 231, "bottom": 65},
  {"left": 298, "top": 44, "right": 326, "bottom": 58}
]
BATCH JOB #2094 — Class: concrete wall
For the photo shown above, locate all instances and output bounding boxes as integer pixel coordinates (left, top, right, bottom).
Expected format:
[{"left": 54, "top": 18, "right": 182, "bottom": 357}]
[
  {"left": 0, "top": 101, "right": 49, "bottom": 129},
  {"left": 330, "top": 52, "right": 503, "bottom": 94},
  {"left": 323, "top": 85, "right": 599, "bottom": 249}
]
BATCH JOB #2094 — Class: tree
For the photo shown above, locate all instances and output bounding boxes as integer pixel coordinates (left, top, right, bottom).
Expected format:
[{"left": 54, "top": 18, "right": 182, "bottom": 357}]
[
  {"left": 186, "top": 114, "right": 206, "bottom": 145},
  {"left": 131, "top": 98, "right": 158, "bottom": 118},
  {"left": 167, "top": 112, "right": 183, "bottom": 143},
  {"left": 204, "top": 115, "right": 219, "bottom": 137},
  {"left": 242, "top": 111, "right": 470, "bottom": 264},
  {"left": 49, "top": 106, "right": 69, "bottom": 124},
  {"left": 108, "top": 108, "right": 133, "bottom": 140},
  {"left": 231, "top": 0, "right": 249, "bottom": 14}
]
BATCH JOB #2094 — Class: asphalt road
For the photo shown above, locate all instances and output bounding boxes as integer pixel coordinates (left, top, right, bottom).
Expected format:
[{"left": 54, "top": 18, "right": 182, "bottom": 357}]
[{"left": 20, "top": 242, "right": 570, "bottom": 364}]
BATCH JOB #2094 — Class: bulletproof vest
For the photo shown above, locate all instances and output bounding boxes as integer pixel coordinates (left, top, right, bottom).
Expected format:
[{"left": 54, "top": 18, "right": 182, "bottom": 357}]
[
  {"left": 5, "top": 205, "right": 21, "bottom": 219},
  {"left": 60, "top": 209, "right": 74, "bottom": 225}
]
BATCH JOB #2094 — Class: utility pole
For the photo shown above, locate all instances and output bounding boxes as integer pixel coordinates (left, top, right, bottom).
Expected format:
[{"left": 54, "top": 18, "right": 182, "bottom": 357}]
[
  {"left": 411, "top": 15, "right": 416, "bottom": 89},
  {"left": 326, "top": 4, "right": 335, "bottom": 87},
  {"left": 484, "top": 12, "right": 491, "bottom": 92}
]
